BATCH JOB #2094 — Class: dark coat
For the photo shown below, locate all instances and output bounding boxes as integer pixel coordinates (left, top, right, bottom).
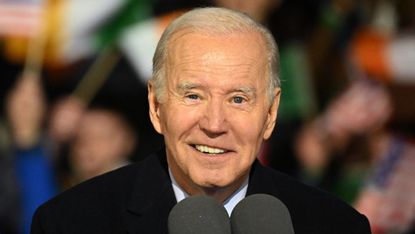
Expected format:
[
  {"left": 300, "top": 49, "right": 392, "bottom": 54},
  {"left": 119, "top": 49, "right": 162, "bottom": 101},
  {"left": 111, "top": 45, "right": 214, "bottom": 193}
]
[{"left": 31, "top": 149, "right": 371, "bottom": 234}]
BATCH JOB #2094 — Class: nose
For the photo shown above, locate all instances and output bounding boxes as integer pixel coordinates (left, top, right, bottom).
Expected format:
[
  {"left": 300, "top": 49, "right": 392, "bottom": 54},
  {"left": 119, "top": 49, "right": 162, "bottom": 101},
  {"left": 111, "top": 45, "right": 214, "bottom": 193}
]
[{"left": 199, "top": 99, "right": 228, "bottom": 137}]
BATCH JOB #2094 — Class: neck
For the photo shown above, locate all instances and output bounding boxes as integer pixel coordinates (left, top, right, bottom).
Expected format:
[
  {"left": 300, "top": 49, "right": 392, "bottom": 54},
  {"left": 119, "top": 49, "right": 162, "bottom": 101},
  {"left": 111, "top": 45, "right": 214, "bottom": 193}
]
[
  {"left": 166, "top": 150, "right": 250, "bottom": 203},
  {"left": 200, "top": 186, "right": 235, "bottom": 203}
]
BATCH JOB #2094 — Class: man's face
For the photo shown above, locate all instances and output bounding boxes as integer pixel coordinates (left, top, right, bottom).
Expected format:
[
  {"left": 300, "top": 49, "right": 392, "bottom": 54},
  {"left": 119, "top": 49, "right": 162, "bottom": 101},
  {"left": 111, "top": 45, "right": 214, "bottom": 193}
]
[
  {"left": 71, "top": 110, "right": 134, "bottom": 180},
  {"left": 149, "top": 31, "right": 280, "bottom": 196}
]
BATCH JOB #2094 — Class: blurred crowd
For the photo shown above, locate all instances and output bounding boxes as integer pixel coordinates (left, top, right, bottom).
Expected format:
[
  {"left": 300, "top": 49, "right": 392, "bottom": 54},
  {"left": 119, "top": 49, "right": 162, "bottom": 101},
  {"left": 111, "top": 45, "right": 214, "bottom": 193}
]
[{"left": 1, "top": 0, "right": 414, "bottom": 233}]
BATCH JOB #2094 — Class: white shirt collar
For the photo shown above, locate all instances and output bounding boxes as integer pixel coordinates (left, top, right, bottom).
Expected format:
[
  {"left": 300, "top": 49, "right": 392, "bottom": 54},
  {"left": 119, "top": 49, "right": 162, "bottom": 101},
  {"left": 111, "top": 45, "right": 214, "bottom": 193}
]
[{"left": 169, "top": 168, "right": 248, "bottom": 216}]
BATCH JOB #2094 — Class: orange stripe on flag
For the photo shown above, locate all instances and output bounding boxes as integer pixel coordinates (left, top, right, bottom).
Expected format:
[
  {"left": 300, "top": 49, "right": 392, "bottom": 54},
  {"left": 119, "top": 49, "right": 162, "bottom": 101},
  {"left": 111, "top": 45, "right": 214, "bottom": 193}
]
[{"left": 351, "top": 29, "right": 392, "bottom": 82}]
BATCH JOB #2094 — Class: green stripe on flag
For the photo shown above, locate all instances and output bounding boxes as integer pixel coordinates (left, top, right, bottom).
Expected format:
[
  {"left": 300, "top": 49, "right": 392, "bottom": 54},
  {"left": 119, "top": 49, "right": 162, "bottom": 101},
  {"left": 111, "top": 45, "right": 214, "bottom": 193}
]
[{"left": 94, "top": 0, "right": 151, "bottom": 49}]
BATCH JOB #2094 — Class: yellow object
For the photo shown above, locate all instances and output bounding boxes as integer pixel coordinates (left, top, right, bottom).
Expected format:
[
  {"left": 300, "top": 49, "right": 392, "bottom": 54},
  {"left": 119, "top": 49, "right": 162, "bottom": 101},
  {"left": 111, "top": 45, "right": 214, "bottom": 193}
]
[{"left": 3, "top": 0, "right": 65, "bottom": 69}]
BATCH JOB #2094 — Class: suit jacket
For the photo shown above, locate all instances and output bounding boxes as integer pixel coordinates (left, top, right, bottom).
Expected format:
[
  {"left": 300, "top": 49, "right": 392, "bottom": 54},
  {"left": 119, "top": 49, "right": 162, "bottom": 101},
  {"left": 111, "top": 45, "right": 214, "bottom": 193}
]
[{"left": 31, "top": 149, "right": 371, "bottom": 234}]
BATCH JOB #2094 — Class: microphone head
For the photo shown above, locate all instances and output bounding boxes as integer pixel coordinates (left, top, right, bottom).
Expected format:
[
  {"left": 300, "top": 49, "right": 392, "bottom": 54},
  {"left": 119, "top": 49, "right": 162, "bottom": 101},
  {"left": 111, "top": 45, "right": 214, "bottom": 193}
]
[
  {"left": 168, "top": 195, "right": 231, "bottom": 234},
  {"left": 230, "top": 194, "right": 294, "bottom": 234}
]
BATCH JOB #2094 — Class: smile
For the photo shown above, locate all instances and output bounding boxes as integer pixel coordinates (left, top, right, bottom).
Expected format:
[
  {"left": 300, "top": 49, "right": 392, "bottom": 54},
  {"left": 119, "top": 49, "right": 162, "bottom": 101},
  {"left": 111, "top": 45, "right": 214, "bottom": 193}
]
[{"left": 194, "top": 144, "right": 228, "bottom": 154}]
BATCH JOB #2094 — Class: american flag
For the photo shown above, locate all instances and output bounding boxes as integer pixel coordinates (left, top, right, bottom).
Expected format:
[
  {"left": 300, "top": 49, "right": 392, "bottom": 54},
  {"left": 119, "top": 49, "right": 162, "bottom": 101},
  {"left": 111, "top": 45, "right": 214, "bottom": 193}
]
[
  {"left": 0, "top": 0, "right": 45, "bottom": 37},
  {"left": 356, "top": 136, "right": 415, "bottom": 234}
]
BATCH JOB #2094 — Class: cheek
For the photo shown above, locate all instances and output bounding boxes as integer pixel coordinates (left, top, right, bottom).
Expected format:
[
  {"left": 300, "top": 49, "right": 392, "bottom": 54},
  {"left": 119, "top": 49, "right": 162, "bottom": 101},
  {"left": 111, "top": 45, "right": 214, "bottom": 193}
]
[
  {"left": 230, "top": 111, "right": 267, "bottom": 143},
  {"left": 160, "top": 104, "right": 201, "bottom": 135},
  {"left": 160, "top": 106, "right": 202, "bottom": 151},
  {"left": 229, "top": 113, "right": 269, "bottom": 167}
]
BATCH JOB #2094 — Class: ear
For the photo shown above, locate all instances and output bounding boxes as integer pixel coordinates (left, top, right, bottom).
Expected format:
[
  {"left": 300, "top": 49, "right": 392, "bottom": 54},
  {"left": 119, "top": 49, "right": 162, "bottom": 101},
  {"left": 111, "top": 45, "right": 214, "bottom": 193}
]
[
  {"left": 263, "top": 88, "right": 281, "bottom": 140},
  {"left": 148, "top": 82, "right": 163, "bottom": 134}
]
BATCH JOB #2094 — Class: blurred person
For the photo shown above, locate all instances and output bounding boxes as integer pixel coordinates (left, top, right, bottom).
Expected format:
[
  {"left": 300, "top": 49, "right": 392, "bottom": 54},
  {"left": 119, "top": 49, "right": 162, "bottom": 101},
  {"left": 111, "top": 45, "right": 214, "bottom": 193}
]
[
  {"left": 6, "top": 73, "right": 47, "bottom": 149},
  {"left": 295, "top": 83, "right": 415, "bottom": 234},
  {"left": 61, "top": 107, "right": 137, "bottom": 188},
  {"left": 48, "top": 96, "right": 85, "bottom": 144},
  {"left": 32, "top": 8, "right": 370, "bottom": 233},
  {"left": 4, "top": 68, "right": 138, "bottom": 232},
  {"left": 344, "top": 1, "right": 415, "bottom": 232},
  {"left": 45, "top": 79, "right": 139, "bottom": 188},
  {"left": 295, "top": 79, "right": 393, "bottom": 201},
  {"left": 296, "top": 33, "right": 415, "bottom": 232},
  {"left": 5, "top": 72, "right": 58, "bottom": 234}
]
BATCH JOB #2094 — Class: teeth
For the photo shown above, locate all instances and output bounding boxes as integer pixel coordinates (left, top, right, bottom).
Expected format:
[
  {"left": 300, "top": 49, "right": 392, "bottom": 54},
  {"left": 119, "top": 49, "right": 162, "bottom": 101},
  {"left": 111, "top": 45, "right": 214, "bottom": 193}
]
[{"left": 195, "top": 145, "right": 226, "bottom": 154}]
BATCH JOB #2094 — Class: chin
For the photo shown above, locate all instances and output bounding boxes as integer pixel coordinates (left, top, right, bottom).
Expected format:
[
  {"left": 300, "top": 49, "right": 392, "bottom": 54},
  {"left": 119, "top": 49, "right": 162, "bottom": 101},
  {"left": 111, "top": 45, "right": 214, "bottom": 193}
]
[{"left": 193, "top": 174, "right": 234, "bottom": 189}]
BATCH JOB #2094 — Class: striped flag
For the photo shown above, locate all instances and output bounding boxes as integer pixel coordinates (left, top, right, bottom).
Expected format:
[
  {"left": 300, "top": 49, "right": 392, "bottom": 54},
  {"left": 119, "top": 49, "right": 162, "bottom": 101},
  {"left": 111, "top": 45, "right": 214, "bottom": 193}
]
[
  {"left": 350, "top": 28, "right": 415, "bottom": 84},
  {"left": 2, "top": 0, "right": 152, "bottom": 67},
  {"left": 355, "top": 136, "right": 415, "bottom": 234},
  {"left": 120, "top": 10, "right": 184, "bottom": 82},
  {"left": 0, "top": 0, "right": 45, "bottom": 37}
]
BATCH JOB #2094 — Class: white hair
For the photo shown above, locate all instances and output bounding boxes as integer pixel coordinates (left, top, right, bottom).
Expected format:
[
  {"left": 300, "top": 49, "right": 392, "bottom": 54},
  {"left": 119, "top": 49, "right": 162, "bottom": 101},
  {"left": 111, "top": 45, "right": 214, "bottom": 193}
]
[{"left": 151, "top": 7, "right": 280, "bottom": 103}]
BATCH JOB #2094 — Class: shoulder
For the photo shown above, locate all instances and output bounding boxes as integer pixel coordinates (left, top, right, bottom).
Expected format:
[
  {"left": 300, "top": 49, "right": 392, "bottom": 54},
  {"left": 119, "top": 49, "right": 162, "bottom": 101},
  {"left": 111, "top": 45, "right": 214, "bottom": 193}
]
[
  {"left": 251, "top": 164, "right": 371, "bottom": 233},
  {"left": 43, "top": 160, "right": 143, "bottom": 207},
  {"left": 31, "top": 155, "right": 160, "bottom": 233}
]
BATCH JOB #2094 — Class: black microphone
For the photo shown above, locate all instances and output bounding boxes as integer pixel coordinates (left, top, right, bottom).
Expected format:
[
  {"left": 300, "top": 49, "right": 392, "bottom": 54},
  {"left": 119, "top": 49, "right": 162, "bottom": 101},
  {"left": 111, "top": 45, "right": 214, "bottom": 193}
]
[
  {"left": 168, "top": 195, "right": 231, "bottom": 234},
  {"left": 230, "top": 194, "right": 295, "bottom": 234}
]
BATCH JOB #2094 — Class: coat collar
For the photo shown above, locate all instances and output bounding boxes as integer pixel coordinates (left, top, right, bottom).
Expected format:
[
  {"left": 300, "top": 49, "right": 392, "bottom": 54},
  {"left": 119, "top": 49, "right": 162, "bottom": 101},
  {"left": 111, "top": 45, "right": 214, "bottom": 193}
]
[
  {"left": 122, "top": 151, "right": 280, "bottom": 233},
  {"left": 247, "top": 159, "right": 282, "bottom": 197}
]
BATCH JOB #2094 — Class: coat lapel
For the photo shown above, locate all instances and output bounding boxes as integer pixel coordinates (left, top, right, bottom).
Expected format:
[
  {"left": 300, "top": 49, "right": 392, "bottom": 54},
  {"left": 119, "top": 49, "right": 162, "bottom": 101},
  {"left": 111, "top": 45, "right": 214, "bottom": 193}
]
[
  {"left": 122, "top": 155, "right": 284, "bottom": 233},
  {"left": 124, "top": 150, "right": 177, "bottom": 234}
]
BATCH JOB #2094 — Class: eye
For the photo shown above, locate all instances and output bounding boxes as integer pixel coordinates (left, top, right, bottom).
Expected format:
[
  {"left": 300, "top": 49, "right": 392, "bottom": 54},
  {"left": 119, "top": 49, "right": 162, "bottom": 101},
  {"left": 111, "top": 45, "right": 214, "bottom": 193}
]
[
  {"left": 232, "top": 96, "right": 245, "bottom": 104},
  {"left": 186, "top": 94, "right": 200, "bottom": 100}
]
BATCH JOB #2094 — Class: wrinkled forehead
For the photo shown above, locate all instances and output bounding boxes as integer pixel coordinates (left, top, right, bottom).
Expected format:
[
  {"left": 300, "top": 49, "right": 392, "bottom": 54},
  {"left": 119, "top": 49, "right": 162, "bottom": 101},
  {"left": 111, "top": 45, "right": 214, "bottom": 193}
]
[
  {"left": 165, "top": 30, "right": 268, "bottom": 79},
  {"left": 168, "top": 28, "right": 266, "bottom": 52}
]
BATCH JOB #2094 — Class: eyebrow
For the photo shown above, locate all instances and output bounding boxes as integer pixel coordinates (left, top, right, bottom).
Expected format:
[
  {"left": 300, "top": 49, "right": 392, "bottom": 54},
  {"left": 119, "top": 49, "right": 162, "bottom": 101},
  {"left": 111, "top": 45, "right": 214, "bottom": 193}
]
[
  {"left": 235, "top": 87, "right": 256, "bottom": 96},
  {"left": 176, "top": 82, "right": 201, "bottom": 92},
  {"left": 176, "top": 81, "right": 257, "bottom": 96}
]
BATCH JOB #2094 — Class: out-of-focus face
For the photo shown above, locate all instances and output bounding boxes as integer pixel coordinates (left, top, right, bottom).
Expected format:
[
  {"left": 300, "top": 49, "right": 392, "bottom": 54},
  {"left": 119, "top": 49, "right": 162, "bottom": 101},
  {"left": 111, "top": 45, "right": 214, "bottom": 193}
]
[
  {"left": 70, "top": 110, "right": 135, "bottom": 181},
  {"left": 149, "top": 31, "right": 280, "bottom": 199}
]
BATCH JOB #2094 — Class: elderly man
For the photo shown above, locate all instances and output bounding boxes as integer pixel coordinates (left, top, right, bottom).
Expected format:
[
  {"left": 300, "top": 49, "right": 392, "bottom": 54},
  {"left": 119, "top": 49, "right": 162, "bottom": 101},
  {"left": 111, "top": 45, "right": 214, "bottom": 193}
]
[{"left": 31, "top": 7, "right": 370, "bottom": 234}]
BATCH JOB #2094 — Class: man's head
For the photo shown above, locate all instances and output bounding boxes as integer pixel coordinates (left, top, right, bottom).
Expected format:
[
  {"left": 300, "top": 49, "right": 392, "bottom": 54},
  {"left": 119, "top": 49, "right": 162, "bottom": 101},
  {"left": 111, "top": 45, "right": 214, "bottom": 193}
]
[
  {"left": 148, "top": 7, "right": 281, "bottom": 201},
  {"left": 70, "top": 109, "right": 136, "bottom": 182},
  {"left": 152, "top": 7, "right": 280, "bottom": 104}
]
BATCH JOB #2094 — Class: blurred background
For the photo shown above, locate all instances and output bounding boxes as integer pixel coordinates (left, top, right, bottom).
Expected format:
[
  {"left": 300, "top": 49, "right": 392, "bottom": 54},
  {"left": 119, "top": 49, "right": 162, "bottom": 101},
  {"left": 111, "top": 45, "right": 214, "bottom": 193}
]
[{"left": 0, "top": 0, "right": 414, "bottom": 233}]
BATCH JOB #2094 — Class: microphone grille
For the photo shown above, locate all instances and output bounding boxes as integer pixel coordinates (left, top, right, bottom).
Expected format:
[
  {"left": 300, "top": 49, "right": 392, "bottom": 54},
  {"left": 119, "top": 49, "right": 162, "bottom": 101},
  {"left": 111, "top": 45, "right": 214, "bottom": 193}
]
[
  {"left": 168, "top": 195, "right": 231, "bottom": 234},
  {"left": 231, "top": 194, "right": 294, "bottom": 234}
]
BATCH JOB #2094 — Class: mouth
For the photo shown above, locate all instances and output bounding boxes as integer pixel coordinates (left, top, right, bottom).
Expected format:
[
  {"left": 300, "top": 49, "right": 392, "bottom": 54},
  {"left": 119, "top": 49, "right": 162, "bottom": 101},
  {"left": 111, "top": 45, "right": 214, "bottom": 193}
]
[{"left": 191, "top": 144, "right": 230, "bottom": 155}]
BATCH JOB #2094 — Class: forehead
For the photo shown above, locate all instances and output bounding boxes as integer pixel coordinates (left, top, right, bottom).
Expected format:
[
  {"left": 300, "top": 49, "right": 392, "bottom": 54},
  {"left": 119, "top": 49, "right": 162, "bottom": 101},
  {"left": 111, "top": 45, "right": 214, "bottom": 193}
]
[
  {"left": 165, "top": 31, "right": 268, "bottom": 87},
  {"left": 78, "top": 110, "right": 126, "bottom": 133}
]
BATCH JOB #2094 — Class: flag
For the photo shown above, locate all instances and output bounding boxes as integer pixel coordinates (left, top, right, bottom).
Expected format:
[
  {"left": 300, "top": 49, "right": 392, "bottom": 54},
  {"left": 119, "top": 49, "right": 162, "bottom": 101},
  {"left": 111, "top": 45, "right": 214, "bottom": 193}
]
[
  {"left": 0, "top": 0, "right": 45, "bottom": 37},
  {"left": 355, "top": 136, "right": 415, "bottom": 233},
  {"left": 2, "top": 0, "right": 152, "bottom": 68},
  {"left": 350, "top": 28, "right": 415, "bottom": 84},
  {"left": 1, "top": 0, "right": 65, "bottom": 68},
  {"left": 120, "top": 10, "right": 184, "bottom": 82},
  {"left": 58, "top": 0, "right": 145, "bottom": 63}
]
